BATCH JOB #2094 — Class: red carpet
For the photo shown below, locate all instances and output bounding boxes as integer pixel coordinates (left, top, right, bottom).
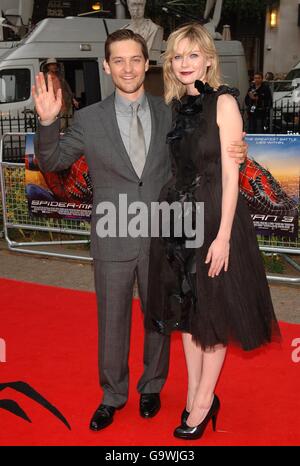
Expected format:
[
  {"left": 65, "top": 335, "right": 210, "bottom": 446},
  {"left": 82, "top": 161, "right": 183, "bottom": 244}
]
[{"left": 0, "top": 277, "right": 299, "bottom": 446}]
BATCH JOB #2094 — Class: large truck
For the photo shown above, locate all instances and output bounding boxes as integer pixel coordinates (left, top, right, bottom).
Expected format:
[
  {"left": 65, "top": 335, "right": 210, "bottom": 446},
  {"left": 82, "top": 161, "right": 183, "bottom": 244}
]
[{"left": 0, "top": 16, "right": 249, "bottom": 128}]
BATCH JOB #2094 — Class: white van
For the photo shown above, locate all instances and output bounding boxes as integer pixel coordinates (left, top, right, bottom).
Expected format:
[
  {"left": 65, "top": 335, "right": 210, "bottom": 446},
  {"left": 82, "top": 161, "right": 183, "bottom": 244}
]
[
  {"left": 0, "top": 17, "right": 249, "bottom": 132},
  {"left": 0, "top": 41, "right": 19, "bottom": 58},
  {"left": 0, "top": 17, "right": 128, "bottom": 126}
]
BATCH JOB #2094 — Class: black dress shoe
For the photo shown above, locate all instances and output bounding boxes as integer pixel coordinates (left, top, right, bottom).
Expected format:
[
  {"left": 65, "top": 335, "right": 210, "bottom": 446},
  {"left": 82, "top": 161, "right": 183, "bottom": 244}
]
[
  {"left": 140, "top": 393, "right": 161, "bottom": 418},
  {"left": 89, "top": 404, "right": 116, "bottom": 431},
  {"left": 174, "top": 395, "right": 220, "bottom": 440}
]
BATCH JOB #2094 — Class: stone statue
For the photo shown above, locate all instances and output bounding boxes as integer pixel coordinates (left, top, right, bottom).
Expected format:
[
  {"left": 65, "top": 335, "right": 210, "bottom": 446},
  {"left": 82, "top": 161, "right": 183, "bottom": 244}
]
[
  {"left": 124, "top": 0, "right": 163, "bottom": 53},
  {"left": 203, "top": 0, "right": 223, "bottom": 40}
]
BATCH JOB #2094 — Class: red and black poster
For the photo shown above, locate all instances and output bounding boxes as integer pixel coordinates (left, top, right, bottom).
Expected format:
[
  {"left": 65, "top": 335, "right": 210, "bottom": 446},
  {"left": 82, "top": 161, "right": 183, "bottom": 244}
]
[
  {"left": 241, "top": 135, "right": 299, "bottom": 239},
  {"left": 25, "top": 134, "right": 92, "bottom": 221}
]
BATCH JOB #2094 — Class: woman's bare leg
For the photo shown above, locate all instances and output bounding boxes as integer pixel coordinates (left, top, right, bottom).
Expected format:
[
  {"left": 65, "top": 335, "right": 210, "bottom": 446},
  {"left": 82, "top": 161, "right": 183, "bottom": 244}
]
[
  {"left": 186, "top": 344, "right": 227, "bottom": 427},
  {"left": 182, "top": 333, "right": 204, "bottom": 412}
]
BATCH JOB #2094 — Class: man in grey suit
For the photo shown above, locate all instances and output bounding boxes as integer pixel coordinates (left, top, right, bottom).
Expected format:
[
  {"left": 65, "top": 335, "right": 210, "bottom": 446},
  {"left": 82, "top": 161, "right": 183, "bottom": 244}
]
[{"left": 33, "top": 29, "right": 246, "bottom": 431}]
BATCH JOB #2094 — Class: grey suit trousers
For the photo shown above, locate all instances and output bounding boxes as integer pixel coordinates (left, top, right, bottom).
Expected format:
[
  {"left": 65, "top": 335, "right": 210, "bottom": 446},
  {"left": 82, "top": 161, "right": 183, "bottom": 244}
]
[{"left": 94, "top": 252, "right": 170, "bottom": 407}]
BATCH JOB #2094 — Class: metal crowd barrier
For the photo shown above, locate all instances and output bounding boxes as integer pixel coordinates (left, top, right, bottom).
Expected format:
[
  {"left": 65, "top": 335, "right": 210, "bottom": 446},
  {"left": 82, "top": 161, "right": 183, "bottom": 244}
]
[{"left": 1, "top": 132, "right": 300, "bottom": 283}]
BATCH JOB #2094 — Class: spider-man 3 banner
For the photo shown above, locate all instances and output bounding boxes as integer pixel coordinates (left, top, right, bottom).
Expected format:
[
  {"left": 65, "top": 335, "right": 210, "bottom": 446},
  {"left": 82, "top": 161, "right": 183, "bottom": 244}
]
[
  {"left": 24, "top": 133, "right": 299, "bottom": 238},
  {"left": 25, "top": 134, "right": 92, "bottom": 221},
  {"left": 242, "top": 135, "right": 299, "bottom": 239}
]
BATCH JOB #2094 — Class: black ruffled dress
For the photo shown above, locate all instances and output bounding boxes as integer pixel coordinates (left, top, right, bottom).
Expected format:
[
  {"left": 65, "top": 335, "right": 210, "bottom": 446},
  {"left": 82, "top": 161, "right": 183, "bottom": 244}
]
[{"left": 145, "top": 81, "right": 280, "bottom": 351}]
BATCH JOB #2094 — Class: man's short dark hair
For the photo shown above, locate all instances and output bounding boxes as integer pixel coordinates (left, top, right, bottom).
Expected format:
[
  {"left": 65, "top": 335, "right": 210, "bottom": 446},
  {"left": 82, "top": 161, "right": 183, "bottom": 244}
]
[
  {"left": 254, "top": 72, "right": 264, "bottom": 79},
  {"left": 105, "top": 29, "right": 149, "bottom": 62}
]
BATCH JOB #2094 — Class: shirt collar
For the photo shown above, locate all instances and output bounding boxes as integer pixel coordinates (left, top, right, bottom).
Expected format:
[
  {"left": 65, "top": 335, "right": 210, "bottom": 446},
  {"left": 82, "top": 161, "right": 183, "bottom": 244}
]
[{"left": 114, "top": 91, "right": 148, "bottom": 113}]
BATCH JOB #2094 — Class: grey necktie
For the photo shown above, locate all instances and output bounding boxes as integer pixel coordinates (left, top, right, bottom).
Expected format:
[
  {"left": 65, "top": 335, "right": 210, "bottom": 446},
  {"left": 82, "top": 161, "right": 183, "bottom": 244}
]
[{"left": 129, "top": 102, "right": 146, "bottom": 178}]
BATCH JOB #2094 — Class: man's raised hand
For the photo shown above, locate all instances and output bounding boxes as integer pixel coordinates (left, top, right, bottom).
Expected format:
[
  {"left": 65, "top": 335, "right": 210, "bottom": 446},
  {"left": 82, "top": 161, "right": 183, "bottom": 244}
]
[{"left": 32, "top": 72, "right": 62, "bottom": 122}]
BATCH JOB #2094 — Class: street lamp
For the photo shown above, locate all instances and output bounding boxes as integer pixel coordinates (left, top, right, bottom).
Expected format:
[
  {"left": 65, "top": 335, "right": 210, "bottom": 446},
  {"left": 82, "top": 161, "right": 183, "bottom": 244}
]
[
  {"left": 270, "top": 8, "right": 278, "bottom": 28},
  {"left": 92, "top": 2, "right": 102, "bottom": 11}
]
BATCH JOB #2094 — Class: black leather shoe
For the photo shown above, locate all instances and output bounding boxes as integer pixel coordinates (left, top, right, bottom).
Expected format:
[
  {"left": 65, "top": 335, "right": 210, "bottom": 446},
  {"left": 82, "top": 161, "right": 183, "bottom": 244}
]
[
  {"left": 89, "top": 404, "right": 116, "bottom": 431},
  {"left": 140, "top": 393, "right": 161, "bottom": 418},
  {"left": 174, "top": 395, "right": 220, "bottom": 440},
  {"left": 181, "top": 407, "right": 190, "bottom": 425}
]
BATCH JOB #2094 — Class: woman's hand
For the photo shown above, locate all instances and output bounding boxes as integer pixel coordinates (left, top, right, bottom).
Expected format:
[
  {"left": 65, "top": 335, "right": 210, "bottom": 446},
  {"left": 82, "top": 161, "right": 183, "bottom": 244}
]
[
  {"left": 205, "top": 237, "right": 230, "bottom": 277},
  {"left": 32, "top": 72, "right": 62, "bottom": 122}
]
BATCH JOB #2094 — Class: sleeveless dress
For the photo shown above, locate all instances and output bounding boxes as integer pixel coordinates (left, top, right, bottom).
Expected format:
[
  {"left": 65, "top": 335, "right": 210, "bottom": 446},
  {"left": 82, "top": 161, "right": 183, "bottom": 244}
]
[{"left": 145, "top": 81, "right": 280, "bottom": 351}]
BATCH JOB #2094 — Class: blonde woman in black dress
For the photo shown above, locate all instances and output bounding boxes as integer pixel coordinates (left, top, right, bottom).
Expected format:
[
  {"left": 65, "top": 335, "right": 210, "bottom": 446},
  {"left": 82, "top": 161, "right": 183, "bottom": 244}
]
[{"left": 146, "top": 23, "right": 280, "bottom": 440}]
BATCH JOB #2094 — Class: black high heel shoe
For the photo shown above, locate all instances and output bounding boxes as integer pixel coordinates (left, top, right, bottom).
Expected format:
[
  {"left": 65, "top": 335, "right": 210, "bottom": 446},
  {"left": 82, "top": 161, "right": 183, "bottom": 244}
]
[
  {"left": 174, "top": 395, "right": 220, "bottom": 440},
  {"left": 181, "top": 408, "right": 189, "bottom": 425}
]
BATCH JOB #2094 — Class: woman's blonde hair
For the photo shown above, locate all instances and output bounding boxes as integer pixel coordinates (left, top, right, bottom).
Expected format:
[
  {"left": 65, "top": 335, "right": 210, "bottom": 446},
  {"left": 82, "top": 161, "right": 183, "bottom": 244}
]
[{"left": 163, "top": 23, "right": 223, "bottom": 104}]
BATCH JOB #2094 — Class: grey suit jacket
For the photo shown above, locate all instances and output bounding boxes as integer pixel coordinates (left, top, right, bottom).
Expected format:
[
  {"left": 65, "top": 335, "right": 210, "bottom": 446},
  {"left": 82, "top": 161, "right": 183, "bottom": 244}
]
[{"left": 34, "top": 92, "right": 172, "bottom": 261}]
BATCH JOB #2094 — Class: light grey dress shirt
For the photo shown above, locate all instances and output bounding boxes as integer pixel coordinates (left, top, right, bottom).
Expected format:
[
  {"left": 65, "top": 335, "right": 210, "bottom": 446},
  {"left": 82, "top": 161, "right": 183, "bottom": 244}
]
[{"left": 114, "top": 91, "right": 151, "bottom": 157}]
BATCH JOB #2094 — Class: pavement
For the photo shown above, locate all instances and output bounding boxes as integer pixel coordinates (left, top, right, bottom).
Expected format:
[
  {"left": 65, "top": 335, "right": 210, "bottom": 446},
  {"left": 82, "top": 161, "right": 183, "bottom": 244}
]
[{"left": 0, "top": 239, "right": 299, "bottom": 324}]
